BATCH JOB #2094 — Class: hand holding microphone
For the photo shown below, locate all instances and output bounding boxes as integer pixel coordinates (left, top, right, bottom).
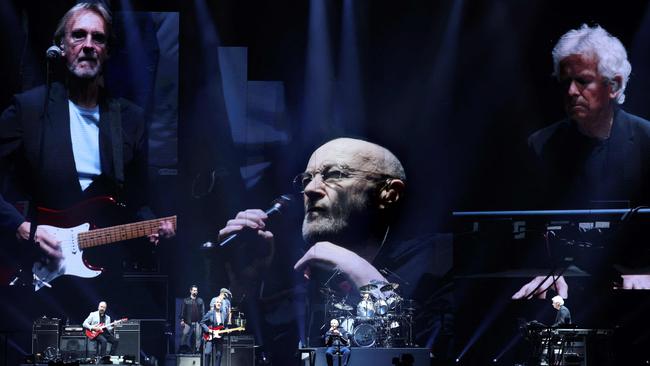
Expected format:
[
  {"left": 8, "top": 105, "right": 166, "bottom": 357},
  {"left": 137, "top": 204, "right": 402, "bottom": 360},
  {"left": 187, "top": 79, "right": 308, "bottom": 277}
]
[{"left": 214, "top": 194, "right": 293, "bottom": 248}]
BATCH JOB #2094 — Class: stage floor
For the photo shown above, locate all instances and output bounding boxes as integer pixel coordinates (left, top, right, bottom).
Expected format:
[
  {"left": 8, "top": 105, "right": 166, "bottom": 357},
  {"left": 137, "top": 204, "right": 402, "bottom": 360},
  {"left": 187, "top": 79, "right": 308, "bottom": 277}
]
[{"left": 307, "top": 347, "right": 430, "bottom": 366}]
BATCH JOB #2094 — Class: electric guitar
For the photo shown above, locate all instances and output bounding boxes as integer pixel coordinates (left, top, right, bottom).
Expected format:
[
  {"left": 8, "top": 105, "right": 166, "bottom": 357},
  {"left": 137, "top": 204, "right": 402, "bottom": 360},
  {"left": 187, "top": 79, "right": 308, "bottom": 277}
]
[
  {"left": 27, "top": 196, "right": 176, "bottom": 291},
  {"left": 202, "top": 326, "right": 245, "bottom": 341},
  {"left": 85, "top": 318, "right": 128, "bottom": 340}
]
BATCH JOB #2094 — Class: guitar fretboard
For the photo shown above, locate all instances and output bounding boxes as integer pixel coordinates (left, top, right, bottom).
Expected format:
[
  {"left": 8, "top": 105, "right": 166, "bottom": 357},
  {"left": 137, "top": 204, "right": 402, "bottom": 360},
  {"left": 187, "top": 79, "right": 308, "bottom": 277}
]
[{"left": 78, "top": 216, "right": 177, "bottom": 249}]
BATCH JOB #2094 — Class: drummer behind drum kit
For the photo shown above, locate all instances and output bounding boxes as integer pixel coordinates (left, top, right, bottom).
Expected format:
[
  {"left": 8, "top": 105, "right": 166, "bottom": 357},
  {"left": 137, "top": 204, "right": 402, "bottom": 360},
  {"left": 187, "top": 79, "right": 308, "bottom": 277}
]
[{"left": 323, "top": 283, "right": 416, "bottom": 348}]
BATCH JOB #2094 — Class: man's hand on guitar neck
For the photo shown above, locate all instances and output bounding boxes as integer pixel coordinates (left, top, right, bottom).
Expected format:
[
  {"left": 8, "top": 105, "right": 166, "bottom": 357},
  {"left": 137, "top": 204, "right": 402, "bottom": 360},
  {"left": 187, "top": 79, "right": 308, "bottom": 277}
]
[
  {"left": 17, "top": 222, "right": 62, "bottom": 259},
  {"left": 147, "top": 219, "right": 175, "bottom": 245}
]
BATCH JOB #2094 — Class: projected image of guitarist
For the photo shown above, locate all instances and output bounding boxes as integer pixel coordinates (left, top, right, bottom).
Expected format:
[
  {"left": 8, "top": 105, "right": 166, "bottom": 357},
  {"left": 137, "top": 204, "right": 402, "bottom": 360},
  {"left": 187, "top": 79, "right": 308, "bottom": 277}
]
[
  {"left": 0, "top": 2, "right": 176, "bottom": 290},
  {"left": 83, "top": 301, "right": 121, "bottom": 358}
]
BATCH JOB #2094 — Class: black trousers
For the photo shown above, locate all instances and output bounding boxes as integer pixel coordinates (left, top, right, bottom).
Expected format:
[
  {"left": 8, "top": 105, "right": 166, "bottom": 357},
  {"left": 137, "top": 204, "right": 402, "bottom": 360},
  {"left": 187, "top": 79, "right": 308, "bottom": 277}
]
[
  {"left": 203, "top": 339, "right": 222, "bottom": 366},
  {"left": 95, "top": 332, "right": 119, "bottom": 356}
]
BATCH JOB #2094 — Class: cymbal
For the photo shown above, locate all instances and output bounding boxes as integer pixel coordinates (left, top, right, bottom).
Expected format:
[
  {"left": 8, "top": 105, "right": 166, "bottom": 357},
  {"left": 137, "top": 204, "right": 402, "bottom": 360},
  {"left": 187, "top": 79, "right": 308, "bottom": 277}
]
[
  {"left": 380, "top": 283, "right": 399, "bottom": 292},
  {"left": 333, "top": 303, "right": 353, "bottom": 311},
  {"left": 358, "top": 284, "right": 377, "bottom": 292}
]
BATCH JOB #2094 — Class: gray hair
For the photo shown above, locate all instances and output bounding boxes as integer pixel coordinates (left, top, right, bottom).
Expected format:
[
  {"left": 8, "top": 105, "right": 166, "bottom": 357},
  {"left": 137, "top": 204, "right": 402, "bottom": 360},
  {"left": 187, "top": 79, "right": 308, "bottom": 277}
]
[
  {"left": 53, "top": 2, "right": 113, "bottom": 49},
  {"left": 551, "top": 295, "right": 564, "bottom": 306},
  {"left": 552, "top": 24, "right": 631, "bottom": 104}
]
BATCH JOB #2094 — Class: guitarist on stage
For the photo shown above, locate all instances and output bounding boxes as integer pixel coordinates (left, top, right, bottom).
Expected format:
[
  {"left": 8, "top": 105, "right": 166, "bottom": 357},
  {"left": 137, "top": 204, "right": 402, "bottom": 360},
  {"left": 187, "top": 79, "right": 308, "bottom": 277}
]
[
  {"left": 83, "top": 301, "right": 119, "bottom": 358},
  {"left": 200, "top": 297, "right": 225, "bottom": 366}
]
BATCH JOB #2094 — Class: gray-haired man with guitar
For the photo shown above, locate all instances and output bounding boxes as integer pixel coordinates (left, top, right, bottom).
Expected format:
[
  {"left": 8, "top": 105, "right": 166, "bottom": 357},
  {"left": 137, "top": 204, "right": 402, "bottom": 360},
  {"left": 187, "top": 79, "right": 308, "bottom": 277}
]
[
  {"left": 83, "top": 301, "right": 122, "bottom": 358},
  {"left": 199, "top": 297, "right": 245, "bottom": 366}
]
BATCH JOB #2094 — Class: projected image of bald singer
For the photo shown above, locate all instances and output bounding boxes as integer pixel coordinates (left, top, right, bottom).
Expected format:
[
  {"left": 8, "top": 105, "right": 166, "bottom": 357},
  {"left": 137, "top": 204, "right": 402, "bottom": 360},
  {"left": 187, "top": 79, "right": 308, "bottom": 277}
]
[
  {"left": 217, "top": 138, "right": 452, "bottom": 357},
  {"left": 514, "top": 24, "right": 650, "bottom": 297}
]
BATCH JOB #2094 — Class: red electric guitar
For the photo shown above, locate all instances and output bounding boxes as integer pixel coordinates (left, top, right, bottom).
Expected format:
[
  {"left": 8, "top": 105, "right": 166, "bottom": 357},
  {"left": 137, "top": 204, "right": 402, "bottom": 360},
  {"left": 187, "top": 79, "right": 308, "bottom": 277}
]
[
  {"left": 202, "top": 325, "right": 245, "bottom": 341},
  {"left": 85, "top": 318, "right": 128, "bottom": 340}
]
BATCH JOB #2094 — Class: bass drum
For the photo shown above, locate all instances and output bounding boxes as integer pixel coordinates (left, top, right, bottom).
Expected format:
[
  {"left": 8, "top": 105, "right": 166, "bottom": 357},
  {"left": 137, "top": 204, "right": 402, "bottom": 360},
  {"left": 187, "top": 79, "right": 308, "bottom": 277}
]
[{"left": 353, "top": 323, "right": 378, "bottom": 348}]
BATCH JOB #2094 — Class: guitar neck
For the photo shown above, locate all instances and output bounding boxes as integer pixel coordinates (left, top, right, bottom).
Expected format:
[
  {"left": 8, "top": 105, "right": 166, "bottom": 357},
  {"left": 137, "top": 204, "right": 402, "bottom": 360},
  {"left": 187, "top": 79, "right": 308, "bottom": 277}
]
[
  {"left": 219, "top": 327, "right": 243, "bottom": 334},
  {"left": 78, "top": 216, "right": 177, "bottom": 249}
]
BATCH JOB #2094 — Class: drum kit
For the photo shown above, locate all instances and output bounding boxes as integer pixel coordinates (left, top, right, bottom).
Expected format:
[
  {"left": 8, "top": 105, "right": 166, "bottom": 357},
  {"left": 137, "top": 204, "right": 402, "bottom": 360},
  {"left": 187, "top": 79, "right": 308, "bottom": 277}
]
[{"left": 322, "top": 283, "right": 416, "bottom": 348}]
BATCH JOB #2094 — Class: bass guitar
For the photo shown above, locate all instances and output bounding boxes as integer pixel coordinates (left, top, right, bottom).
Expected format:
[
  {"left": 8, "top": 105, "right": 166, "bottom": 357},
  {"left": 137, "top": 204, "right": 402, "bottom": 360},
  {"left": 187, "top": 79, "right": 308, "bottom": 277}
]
[
  {"left": 202, "top": 326, "right": 245, "bottom": 341},
  {"left": 85, "top": 318, "right": 128, "bottom": 340},
  {"left": 28, "top": 196, "right": 176, "bottom": 291}
]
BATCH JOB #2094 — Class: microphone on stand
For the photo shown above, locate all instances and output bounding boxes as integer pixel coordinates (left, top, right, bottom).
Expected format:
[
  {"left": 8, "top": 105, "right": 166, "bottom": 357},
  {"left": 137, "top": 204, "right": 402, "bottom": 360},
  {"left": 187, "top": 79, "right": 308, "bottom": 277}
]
[
  {"left": 46, "top": 45, "right": 62, "bottom": 60},
  {"left": 202, "top": 194, "right": 294, "bottom": 250}
]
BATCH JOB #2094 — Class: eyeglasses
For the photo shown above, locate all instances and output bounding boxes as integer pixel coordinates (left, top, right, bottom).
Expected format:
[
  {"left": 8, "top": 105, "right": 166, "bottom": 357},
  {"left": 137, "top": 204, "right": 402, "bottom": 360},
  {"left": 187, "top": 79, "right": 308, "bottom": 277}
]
[
  {"left": 68, "top": 30, "right": 108, "bottom": 46},
  {"left": 292, "top": 164, "right": 396, "bottom": 192}
]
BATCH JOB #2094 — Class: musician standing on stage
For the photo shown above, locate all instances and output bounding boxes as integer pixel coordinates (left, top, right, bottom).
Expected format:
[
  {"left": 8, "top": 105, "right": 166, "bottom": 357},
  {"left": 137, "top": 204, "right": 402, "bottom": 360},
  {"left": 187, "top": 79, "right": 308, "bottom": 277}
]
[
  {"left": 83, "top": 301, "right": 119, "bottom": 357},
  {"left": 217, "top": 288, "right": 232, "bottom": 325},
  {"left": 324, "top": 318, "right": 351, "bottom": 366},
  {"left": 551, "top": 296, "right": 572, "bottom": 327},
  {"left": 0, "top": 2, "right": 174, "bottom": 259},
  {"left": 513, "top": 24, "right": 650, "bottom": 298},
  {"left": 200, "top": 297, "right": 225, "bottom": 366},
  {"left": 179, "top": 285, "right": 204, "bottom": 353}
]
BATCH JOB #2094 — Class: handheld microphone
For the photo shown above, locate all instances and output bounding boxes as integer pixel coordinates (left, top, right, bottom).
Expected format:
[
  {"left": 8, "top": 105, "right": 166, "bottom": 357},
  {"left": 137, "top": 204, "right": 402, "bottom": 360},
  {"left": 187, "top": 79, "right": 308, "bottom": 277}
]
[
  {"left": 205, "top": 194, "right": 295, "bottom": 249},
  {"left": 46, "top": 45, "right": 62, "bottom": 60}
]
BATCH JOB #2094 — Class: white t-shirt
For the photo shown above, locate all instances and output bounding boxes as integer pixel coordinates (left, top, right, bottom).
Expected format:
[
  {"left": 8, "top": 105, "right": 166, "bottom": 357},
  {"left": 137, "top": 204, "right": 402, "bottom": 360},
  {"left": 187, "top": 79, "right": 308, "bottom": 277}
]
[{"left": 68, "top": 100, "right": 101, "bottom": 191}]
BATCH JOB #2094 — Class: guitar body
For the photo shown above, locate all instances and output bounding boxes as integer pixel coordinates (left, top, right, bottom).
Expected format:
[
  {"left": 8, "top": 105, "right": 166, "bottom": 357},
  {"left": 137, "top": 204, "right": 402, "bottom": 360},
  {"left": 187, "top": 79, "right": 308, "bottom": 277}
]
[
  {"left": 85, "top": 323, "right": 105, "bottom": 340},
  {"left": 85, "top": 318, "right": 128, "bottom": 340},
  {"left": 32, "top": 222, "right": 99, "bottom": 291},
  {"left": 28, "top": 196, "right": 176, "bottom": 291},
  {"left": 36, "top": 196, "right": 121, "bottom": 229},
  {"left": 203, "top": 325, "right": 225, "bottom": 341},
  {"left": 203, "top": 326, "right": 245, "bottom": 341}
]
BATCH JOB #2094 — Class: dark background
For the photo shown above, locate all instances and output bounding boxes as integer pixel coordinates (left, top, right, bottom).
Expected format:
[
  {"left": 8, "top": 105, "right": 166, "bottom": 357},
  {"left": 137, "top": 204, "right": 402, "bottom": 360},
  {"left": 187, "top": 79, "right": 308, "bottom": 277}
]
[{"left": 1, "top": 0, "right": 650, "bottom": 365}]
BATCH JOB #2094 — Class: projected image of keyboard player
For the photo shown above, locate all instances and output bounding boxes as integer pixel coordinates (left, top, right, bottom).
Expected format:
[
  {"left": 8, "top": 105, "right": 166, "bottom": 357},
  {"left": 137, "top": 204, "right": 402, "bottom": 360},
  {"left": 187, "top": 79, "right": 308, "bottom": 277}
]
[{"left": 515, "top": 24, "right": 650, "bottom": 298}]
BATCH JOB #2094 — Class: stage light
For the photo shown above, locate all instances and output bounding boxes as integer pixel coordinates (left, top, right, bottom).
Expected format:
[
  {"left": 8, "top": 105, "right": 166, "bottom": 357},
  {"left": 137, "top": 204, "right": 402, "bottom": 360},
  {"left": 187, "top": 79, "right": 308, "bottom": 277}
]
[
  {"left": 455, "top": 358, "right": 460, "bottom": 363},
  {"left": 492, "top": 358, "right": 498, "bottom": 363}
]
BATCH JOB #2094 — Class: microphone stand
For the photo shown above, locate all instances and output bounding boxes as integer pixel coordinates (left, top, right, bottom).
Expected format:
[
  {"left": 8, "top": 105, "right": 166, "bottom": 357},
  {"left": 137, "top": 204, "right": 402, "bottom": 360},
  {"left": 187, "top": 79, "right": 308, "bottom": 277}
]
[{"left": 21, "top": 53, "right": 56, "bottom": 287}]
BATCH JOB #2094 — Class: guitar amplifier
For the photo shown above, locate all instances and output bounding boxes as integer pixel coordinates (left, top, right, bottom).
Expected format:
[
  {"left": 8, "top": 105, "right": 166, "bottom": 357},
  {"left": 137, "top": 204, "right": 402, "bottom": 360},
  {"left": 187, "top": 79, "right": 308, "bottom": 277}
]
[
  {"left": 60, "top": 335, "right": 88, "bottom": 360},
  {"left": 32, "top": 318, "right": 60, "bottom": 355},
  {"left": 227, "top": 335, "right": 255, "bottom": 366},
  {"left": 115, "top": 320, "right": 140, "bottom": 364},
  {"left": 229, "top": 335, "right": 254, "bottom": 347},
  {"left": 62, "top": 325, "right": 85, "bottom": 337},
  {"left": 116, "top": 319, "right": 141, "bottom": 332}
]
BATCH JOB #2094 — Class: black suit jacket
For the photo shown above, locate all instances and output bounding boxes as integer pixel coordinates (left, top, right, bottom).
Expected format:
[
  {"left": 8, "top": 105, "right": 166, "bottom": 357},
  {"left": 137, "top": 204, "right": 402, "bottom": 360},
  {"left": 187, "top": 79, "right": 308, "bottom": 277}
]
[
  {"left": 0, "top": 82, "right": 150, "bottom": 233},
  {"left": 527, "top": 108, "right": 650, "bottom": 208},
  {"left": 552, "top": 305, "right": 572, "bottom": 327}
]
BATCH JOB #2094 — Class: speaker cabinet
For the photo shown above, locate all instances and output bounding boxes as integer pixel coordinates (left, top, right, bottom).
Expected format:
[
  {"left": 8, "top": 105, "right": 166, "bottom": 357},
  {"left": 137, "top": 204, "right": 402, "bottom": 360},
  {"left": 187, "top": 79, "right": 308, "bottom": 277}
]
[
  {"left": 115, "top": 320, "right": 140, "bottom": 363},
  {"left": 227, "top": 345, "right": 254, "bottom": 366},
  {"left": 176, "top": 354, "right": 201, "bottom": 366},
  {"left": 60, "top": 335, "right": 87, "bottom": 360},
  {"left": 32, "top": 319, "right": 59, "bottom": 355}
]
